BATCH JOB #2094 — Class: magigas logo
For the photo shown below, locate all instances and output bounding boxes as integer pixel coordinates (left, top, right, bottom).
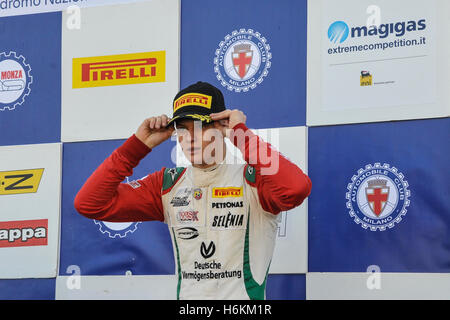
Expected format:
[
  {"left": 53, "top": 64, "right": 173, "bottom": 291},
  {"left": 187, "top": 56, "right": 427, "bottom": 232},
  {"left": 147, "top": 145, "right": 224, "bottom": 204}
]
[
  {"left": 0, "top": 51, "right": 33, "bottom": 112},
  {"left": 328, "top": 21, "right": 350, "bottom": 44},
  {"left": 327, "top": 19, "right": 426, "bottom": 43}
]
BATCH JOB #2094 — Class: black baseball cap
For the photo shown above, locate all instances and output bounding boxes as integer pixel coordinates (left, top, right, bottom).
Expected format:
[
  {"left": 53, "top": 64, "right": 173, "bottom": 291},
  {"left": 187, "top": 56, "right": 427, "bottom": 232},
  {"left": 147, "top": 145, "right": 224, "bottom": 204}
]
[{"left": 167, "top": 81, "right": 226, "bottom": 126}]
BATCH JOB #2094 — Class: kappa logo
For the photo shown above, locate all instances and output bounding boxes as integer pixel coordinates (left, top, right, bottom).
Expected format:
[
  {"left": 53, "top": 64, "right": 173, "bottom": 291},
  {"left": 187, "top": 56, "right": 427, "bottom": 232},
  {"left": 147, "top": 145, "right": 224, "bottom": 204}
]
[
  {"left": 0, "top": 219, "right": 48, "bottom": 248},
  {"left": 0, "top": 169, "right": 44, "bottom": 195},
  {"left": 214, "top": 29, "right": 271, "bottom": 92},
  {"left": 72, "top": 51, "right": 165, "bottom": 88},
  {"left": 200, "top": 241, "right": 216, "bottom": 259},
  {"left": 0, "top": 51, "right": 33, "bottom": 112},
  {"left": 346, "top": 163, "right": 411, "bottom": 231}
]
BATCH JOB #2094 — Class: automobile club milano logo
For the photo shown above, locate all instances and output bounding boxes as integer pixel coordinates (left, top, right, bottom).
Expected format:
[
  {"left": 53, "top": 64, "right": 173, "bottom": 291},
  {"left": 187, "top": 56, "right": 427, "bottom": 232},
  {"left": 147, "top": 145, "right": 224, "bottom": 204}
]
[
  {"left": 346, "top": 163, "right": 411, "bottom": 231},
  {"left": 0, "top": 51, "right": 33, "bottom": 112},
  {"left": 214, "top": 29, "right": 271, "bottom": 93}
]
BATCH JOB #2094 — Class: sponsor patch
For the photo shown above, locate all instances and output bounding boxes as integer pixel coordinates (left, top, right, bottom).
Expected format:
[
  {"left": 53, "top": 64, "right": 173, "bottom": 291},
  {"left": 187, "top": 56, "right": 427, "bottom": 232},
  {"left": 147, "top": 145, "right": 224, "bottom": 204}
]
[
  {"left": 171, "top": 188, "right": 191, "bottom": 207},
  {"left": 177, "top": 210, "right": 199, "bottom": 224},
  {"left": 212, "top": 187, "right": 242, "bottom": 198},
  {"left": 211, "top": 212, "right": 245, "bottom": 230},
  {"left": 176, "top": 227, "right": 199, "bottom": 240},
  {"left": 211, "top": 201, "right": 243, "bottom": 209}
]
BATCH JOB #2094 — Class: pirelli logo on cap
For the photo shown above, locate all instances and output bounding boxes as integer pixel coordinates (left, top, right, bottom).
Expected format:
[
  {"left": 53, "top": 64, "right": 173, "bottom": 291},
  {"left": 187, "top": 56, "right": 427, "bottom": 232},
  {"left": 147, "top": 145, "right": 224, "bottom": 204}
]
[
  {"left": 212, "top": 187, "right": 243, "bottom": 198},
  {"left": 0, "top": 169, "right": 44, "bottom": 195},
  {"left": 72, "top": 51, "right": 165, "bottom": 88},
  {"left": 173, "top": 93, "right": 212, "bottom": 113}
]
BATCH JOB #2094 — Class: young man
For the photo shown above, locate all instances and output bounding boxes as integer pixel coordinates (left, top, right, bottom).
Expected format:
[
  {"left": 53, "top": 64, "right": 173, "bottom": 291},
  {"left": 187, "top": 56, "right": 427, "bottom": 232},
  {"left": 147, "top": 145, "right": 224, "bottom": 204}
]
[{"left": 74, "top": 81, "right": 312, "bottom": 300}]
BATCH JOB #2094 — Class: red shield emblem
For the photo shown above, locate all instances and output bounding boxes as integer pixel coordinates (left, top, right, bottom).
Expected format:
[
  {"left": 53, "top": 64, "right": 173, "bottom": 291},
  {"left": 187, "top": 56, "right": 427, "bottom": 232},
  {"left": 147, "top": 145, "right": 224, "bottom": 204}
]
[
  {"left": 232, "top": 43, "right": 253, "bottom": 79},
  {"left": 365, "top": 179, "right": 390, "bottom": 216}
]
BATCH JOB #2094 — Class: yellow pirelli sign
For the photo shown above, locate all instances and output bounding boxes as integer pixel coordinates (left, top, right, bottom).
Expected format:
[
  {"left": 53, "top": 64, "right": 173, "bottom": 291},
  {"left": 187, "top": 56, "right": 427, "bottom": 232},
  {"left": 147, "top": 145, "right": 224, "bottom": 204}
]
[
  {"left": 212, "top": 187, "right": 243, "bottom": 198},
  {"left": 173, "top": 93, "right": 212, "bottom": 113},
  {"left": 0, "top": 169, "right": 44, "bottom": 195},
  {"left": 72, "top": 51, "right": 166, "bottom": 88}
]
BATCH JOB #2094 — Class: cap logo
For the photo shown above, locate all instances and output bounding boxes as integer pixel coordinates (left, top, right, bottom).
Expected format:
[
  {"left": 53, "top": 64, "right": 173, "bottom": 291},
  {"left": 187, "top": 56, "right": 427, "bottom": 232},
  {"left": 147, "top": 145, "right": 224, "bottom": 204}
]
[{"left": 173, "top": 93, "right": 212, "bottom": 113}]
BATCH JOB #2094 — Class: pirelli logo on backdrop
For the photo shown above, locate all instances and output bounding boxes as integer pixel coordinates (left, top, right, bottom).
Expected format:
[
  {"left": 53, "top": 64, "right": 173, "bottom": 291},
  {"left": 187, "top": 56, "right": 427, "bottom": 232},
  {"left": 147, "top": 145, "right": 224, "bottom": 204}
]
[
  {"left": 0, "top": 169, "right": 44, "bottom": 195},
  {"left": 72, "top": 51, "right": 166, "bottom": 88},
  {"left": 212, "top": 187, "right": 243, "bottom": 198},
  {"left": 0, "top": 219, "right": 48, "bottom": 248},
  {"left": 173, "top": 93, "right": 212, "bottom": 113}
]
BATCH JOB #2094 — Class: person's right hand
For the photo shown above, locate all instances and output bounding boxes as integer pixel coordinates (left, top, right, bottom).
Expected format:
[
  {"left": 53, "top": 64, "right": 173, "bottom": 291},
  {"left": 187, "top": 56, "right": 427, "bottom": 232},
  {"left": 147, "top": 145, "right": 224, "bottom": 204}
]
[{"left": 135, "top": 114, "right": 174, "bottom": 149}]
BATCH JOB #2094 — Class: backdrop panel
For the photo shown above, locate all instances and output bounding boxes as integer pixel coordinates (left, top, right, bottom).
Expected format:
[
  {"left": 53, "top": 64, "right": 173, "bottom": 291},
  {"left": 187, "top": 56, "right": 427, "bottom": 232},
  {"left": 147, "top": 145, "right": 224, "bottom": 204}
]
[
  {"left": 180, "top": 0, "right": 307, "bottom": 129},
  {"left": 60, "top": 137, "right": 177, "bottom": 276},
  {"left": 307, "top": 0, "right": 450, "bottom": 126},
  {"left": 0, "top": 143, "right": 61, "bottom": 278},
  {"left": 308, "top": 118, "right": 450, "bottom": 272},
  {"left": 61, "top": 0, "right": 180, "bottom": 142},
  {"left": 0, "top": 12, "right": 61, "bottom": 146},
  {"left": 0, "top": 278, "right": 56, "bottom": 300}
]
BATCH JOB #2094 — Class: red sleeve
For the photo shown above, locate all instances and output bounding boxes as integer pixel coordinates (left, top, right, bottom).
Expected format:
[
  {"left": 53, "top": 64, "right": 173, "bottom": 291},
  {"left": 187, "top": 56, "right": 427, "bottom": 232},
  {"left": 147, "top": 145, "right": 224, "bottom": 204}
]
[
  {"left": 74, "top": 134, "right": 165, "bottom": 222},
  {"left": 230, "top": 123, "right": 312, "bottom": 215}
]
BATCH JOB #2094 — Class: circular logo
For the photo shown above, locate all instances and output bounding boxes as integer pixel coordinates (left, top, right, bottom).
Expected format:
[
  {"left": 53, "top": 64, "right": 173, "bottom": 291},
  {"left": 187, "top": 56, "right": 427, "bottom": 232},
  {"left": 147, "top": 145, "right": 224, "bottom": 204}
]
[
  {"left": 193, "top": 188, "right": 202, "bottom": 200},
  {"left": 214, "top": 28, "right": 271, "bottom": 93},
  {"left": 328, "top": 21, "right": 350, "bottom": 44},
  {"left": 346, "top": 163, "right": 410, "bottom": 231},
  {"left": 0, "top": 51, "right": 33, "bottom": 111}
]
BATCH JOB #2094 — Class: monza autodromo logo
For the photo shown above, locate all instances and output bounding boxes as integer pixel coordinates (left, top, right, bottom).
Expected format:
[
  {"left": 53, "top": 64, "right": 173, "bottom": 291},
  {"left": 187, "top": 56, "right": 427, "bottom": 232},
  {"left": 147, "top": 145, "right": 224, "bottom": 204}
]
[
  {"left": 0, "top": 51, "right": 33, "bottom": 111},
  {"left": 214, "top": 29, "right": 271, "bottom": 93},
  {"left": 346, "top": 163, "right": 410, "bottom": 231}
]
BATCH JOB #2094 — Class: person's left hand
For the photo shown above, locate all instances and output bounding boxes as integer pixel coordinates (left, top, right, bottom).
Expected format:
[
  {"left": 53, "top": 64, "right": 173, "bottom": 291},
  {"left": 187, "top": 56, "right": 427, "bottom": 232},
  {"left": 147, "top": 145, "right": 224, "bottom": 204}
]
[{"left": 210, "top": 109, "right": 247, "bottom": 138}]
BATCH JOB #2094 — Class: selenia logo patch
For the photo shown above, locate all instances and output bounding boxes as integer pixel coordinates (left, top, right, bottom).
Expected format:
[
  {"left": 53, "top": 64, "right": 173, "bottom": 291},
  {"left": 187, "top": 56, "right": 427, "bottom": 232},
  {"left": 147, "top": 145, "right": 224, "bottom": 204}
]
[
  {"left": 211, "top": 212, "right": 245, "bottom": 230},
  {"left": 346, "top": 163, "right": 410, "bottom": 231}
]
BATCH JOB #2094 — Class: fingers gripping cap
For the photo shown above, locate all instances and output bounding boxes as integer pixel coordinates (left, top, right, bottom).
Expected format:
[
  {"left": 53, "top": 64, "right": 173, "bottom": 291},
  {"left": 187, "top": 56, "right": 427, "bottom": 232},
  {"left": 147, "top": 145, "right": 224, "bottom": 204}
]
[{"left": 167, "top": 81, "right": 226, "bottom": 126}]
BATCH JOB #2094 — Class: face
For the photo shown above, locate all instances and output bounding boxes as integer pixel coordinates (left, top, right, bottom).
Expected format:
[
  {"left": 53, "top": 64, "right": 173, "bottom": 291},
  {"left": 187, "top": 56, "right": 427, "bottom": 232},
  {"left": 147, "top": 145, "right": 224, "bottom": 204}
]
[{"left": 175, "top": 119, "right": 225, "bottom": 168}]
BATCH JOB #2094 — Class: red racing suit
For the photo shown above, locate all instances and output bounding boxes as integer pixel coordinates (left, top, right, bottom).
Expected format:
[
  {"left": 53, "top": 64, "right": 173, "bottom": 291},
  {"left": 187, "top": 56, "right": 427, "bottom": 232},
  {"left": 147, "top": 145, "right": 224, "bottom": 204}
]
[{"left": 74, "top": 123, "right": 312, "bottom": 300}]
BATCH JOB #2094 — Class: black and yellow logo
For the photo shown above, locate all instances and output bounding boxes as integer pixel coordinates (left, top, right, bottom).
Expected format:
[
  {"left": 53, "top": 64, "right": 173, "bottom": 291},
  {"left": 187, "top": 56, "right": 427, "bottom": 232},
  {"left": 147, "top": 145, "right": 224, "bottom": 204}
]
[
  {"left": 360, "top": 71, "right": 372, "bottom": 86},
  {"left": 0, "top": 169, "right": 44, "bottom": 195}
]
